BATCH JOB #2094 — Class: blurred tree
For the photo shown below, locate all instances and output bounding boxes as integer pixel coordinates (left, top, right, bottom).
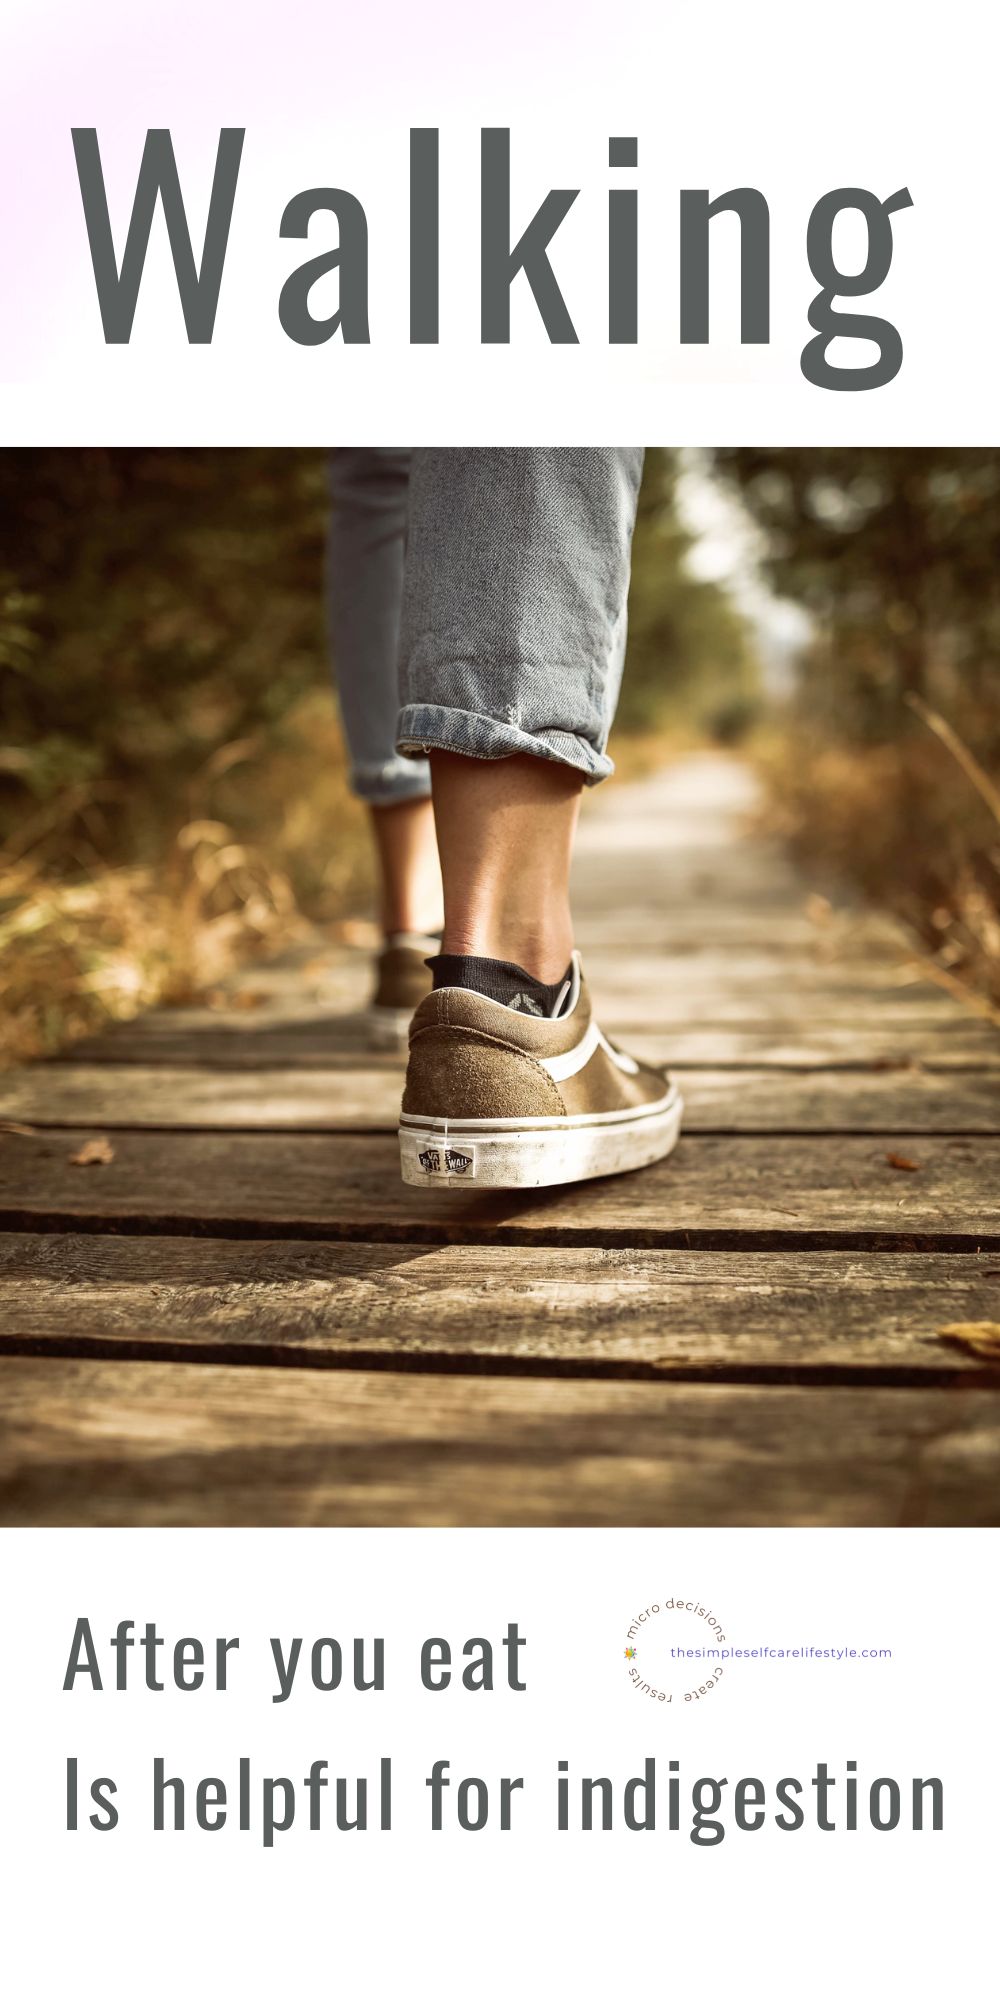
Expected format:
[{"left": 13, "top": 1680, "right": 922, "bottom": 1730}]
[
  {"left": 0, "top": 449, "right": 330, "bottom": 860},
  {"left": 711, "top": 448, "right": 1000, "bottom": 747},
  {"left": 621, "top": 449, "right": 760, "bottom": 739},
  {"left": 710, "top": 448, "right": 1000, "bottom": 1005}
]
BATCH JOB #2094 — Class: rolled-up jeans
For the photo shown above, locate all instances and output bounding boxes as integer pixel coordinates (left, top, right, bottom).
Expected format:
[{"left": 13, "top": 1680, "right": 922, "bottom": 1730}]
[{"left": 326, "top": 448, "right": 644, "bottom": 805}]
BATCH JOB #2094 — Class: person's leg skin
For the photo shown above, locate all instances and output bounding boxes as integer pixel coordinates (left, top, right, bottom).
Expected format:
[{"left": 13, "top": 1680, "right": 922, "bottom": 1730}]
[
  {"left": 430, "top": 751, "right": 581, "bottom": 980},
  {"left": 393, "top": 448, "right": 683, "bottom": 1191},
  {"left": 367, "top": 794, "right": 442, "bottom": 939},
  {"left": 326, "top": 449, "right": 443, "bottom": 941},
  {"left": 396, "top": 447, "right": 642, "bottom": 981}
]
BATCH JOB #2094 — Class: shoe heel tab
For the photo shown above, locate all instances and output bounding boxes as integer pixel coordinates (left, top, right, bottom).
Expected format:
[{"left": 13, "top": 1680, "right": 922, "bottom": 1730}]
[{"left": 561, "top": 952, "right": 583, "bottom": 1017}]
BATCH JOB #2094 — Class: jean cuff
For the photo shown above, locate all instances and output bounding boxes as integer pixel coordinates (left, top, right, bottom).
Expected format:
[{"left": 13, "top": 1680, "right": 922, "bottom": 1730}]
[
  {"left": 350, "top": 754, "right": 433, "bottom": 806},
  {"left": 396, "top": 703, "right": 613, "bottom": 786}
]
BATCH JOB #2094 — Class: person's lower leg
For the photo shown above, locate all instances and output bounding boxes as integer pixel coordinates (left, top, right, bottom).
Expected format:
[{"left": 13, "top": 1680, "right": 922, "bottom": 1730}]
[
  {"left": 369, "top": 795, "right": 443, "bottom": 939},
  {"left": 430, "top": 750, "right": 582, "bottom": 982},
  {"left": 393, "top": 450, "right": 644, "bottom": 991}
]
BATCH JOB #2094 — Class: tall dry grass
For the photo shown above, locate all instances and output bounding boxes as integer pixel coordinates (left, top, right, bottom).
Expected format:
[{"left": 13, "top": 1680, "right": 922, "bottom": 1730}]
[
  {"left": 0, "top": 690, "right": 371, "bottom": 1063},
  {"left": 756, "top": 699, "right": 1000, "bottom": 1017}
]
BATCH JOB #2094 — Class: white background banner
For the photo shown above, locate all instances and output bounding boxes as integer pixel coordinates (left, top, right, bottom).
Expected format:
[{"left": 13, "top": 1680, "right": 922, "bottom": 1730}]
[
  {"left": 2, "top": 6, "right": 997, "bottom": 1991},
  {"left": 1, "top": 1527, "right": 993, "bottom": 1994},
  {"left": 1, "top": 0, "right": 997, "bottom": 441}
]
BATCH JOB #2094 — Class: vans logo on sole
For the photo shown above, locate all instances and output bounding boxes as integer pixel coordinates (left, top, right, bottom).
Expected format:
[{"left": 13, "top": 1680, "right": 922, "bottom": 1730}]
[{"left": 417, "top": 1145, "right": 475, "bottom": 1177}]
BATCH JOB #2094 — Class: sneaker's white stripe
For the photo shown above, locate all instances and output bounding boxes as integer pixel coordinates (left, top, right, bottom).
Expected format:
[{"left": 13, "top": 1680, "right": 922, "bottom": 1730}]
[
  {"left": 538, "top": 1019, "right": 599, "bottom": 1080},
  {"left": 599, "top": 1028, "right": 639, "bottom": 1075},
  {"left": 538, "top": 1021, "right": 639, "bottom": 1082}
]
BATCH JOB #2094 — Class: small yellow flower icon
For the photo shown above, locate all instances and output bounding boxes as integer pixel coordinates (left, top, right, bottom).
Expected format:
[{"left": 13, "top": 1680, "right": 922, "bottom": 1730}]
[{"left": 624, "top": 1647, "right": 637, "bottom": 1661}]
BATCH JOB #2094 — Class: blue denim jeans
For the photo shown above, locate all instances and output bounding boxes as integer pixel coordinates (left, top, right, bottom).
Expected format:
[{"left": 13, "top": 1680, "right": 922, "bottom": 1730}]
[{"left": 327, "top": 448, "right": 644, "bottom": 805}]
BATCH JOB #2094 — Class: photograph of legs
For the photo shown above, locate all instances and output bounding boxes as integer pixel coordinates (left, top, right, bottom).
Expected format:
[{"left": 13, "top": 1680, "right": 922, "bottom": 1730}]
[{"left": 1, "top": 447, "right": 998, "bottom": 1526}]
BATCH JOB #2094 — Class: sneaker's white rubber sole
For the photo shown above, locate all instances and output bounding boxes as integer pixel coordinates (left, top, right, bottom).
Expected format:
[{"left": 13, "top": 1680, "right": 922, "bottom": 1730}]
[{"left": 399, "top": 1085, "right": 683, "bottom": 1189}]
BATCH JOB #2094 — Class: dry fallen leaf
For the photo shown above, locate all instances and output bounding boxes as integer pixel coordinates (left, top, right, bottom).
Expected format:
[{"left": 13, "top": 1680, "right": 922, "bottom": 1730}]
[
  {"left": 70, "top": 1136, "right": 115, "bottom": 1167},
  {"left": 937, "top": 1321, "right": 1000, "bottom": 1362},
  {"left": 886, "top": 1152, "right": 921, "bottom": 1172},
  {"left": 206, "top": 986, "right": 267, "bottom": 1012},
  {"left": 0, "top": 1120, "right": 40, "bottom": 1138}
]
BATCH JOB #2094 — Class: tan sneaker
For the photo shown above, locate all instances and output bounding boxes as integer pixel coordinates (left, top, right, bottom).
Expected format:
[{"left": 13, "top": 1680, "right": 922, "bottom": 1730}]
[
  {"left": 368, "top": 933, "right": 436, "bottom": 1049},
  {"left": 398, "top": 953, "right": 682, "bottom": 1188}
]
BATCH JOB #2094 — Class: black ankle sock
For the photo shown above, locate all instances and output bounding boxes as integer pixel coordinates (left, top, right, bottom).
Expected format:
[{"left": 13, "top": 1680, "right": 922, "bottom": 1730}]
[{"left": 429, "top": 954, "right": 573, "bottom": 1017}]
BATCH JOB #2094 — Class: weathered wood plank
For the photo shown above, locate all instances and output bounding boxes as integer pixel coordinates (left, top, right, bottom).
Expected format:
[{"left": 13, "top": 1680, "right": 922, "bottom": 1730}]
[
  {"left": 173, "top": 947, "right": 961, "bottom": 1015},
  {"left": 1, "top": 1233, "right": 997, "bottom": 1376},
  {"left": 1, "top": 1358, "right": 997, "bottom": 1525},
  {"left": 571, "top": 961, "right": 962, "bottom": 1025},
  {"left": 57, "top": 1018, "right": 1000, "bottom": 1070},
  {"left": 4, "top": 1062, "right": 997, "bottom": 1132},
  {"left": 0, "top": 1128, "right": 995, "bottom": 1247}
]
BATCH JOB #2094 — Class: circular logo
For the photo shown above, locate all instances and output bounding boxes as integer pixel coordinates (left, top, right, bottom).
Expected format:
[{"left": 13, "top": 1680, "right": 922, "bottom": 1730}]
[{"left": 622, "top": 1595, "right": 729, "bottom": 1704}]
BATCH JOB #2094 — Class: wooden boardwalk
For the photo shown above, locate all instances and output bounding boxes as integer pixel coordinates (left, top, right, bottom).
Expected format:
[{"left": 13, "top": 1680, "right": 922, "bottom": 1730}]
[{"left": 2, "top": 753, "right": 999, "bottom": 1525}]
